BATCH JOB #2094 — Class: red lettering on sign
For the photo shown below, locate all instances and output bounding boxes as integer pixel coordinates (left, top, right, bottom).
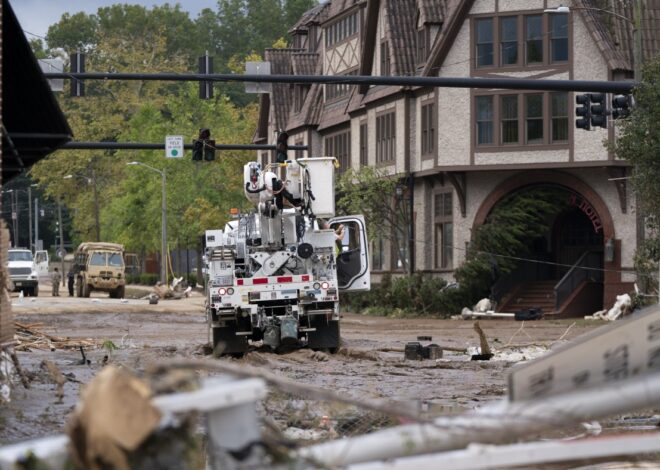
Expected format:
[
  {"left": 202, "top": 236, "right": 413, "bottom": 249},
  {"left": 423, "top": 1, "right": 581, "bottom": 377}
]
[{"left": 569, "top": 194, "right": 602, "bottom": 234}]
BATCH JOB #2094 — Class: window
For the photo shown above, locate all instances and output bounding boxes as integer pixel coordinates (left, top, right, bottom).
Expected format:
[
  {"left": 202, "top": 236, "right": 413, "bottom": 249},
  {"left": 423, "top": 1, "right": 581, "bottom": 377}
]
[
  {"left": 501, "top": 95, "right": 518, "bottom": 144},
  {"left": 550, "top": 14, "right": 568, "bottom": 62},
  {"left": 417, "top": 28, "right": 429, "bottom": 64},
  {"left": 325, "top": 131, "right": 351, "bottom": 173},
  {"left": 500, "top": 16, "right": 518, "bottom": 65},
  {"left": 474, "top": 13, "right": 570, "bottom": 69},
  {"left": 380, "top": 41, "right": 391, "bottom": 75},
  {"left": 326, "top": 70, "right": 357, "bottom": 101},
  {"left": 526, "top": 94, "right": 543, "bottom": 143},
  {"left": 525, "top": 15, "right": 543, "bottom": 64},
  {"left": 90, "top": 253, "right": 106, "bottom": 266},
  {"left": 476, "top": 96, "right": 493, "bottom": 145},
  {"left": 474, "top": 92, "right": 568, "bottom": 147},
  {"left": 551, "top": 92, "right": 569, "bottom": 142},
  {"left": 372, "top": 237, "right": 383, "bottom": 270},
  {"left": 108, "top": 253, "right": 123, "bottom": 267},
  {"left": 376, "top": 111, "right": 395, "bottom": 163},
  {"left": 325, "top": 12, "right": 359, "bottom": 48},
  {"left": 359, "top": 123, "right": 368, "bottom": 166},
  {"left": 434, "top": 192, "right": 453, "bottom": 269},
  {"left": 421, "top": 101, "right": 436, "bottom": 156},
  {"left": 476, "top": 18, "right": 494, "bottom": 67}
]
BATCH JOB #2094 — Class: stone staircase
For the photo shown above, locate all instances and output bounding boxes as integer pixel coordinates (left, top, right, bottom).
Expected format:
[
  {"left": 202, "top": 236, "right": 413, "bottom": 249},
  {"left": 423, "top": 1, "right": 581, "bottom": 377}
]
[{"left": 499, "top": 280, "right": 557, "bottom": 315}]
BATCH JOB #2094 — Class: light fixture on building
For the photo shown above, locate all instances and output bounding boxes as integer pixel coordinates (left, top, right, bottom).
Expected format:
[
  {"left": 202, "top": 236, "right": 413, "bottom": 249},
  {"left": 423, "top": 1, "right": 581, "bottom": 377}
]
[
  {"left": 395, "top": 184, "right": 404, "bottom": 200},
  {"left": 605, "top": 238, "right": 615, "bottom": 263}
]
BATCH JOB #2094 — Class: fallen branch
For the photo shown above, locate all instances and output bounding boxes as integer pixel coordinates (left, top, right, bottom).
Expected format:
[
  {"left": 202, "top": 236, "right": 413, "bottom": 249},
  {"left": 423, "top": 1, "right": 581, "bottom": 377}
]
[
  {"left": 473, "top": 321, "right": 491, "bottom": 356},
  {"left": 148, "top": 358, "right": 430, "bottom": 423}
]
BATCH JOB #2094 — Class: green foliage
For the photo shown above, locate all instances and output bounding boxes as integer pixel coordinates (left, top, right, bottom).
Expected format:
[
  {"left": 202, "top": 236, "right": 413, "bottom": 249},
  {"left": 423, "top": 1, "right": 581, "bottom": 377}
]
[
  {"left": 102, "top": 340, "right": 118, "bottom": 352},
  {"left": 138, "top": 273, "right": 159, "bottom": 286},
  {"left": 342, "top": 273, "right": 470, "bottom": 318},
  {"left": 454, "top": 187, "right": 569, "bottom": 301},
  {"left": 613, "top": 56, "right": 660, "bottom": 301},
  {"left": 337, "top": 167, "right": 411, "bottom": 271}
]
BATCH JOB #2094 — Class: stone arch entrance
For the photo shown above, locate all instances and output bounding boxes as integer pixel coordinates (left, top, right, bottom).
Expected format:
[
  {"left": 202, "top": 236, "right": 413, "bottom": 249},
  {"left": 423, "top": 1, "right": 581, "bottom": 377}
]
[{"left": 473, "top": 171, "right": 619, "bottom": 315}]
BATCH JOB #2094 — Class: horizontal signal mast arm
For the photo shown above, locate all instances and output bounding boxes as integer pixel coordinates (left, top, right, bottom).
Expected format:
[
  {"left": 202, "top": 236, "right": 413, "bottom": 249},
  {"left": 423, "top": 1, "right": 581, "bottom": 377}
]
[{"left": 43, "top": 72, "right": 636, "bottom": 94}]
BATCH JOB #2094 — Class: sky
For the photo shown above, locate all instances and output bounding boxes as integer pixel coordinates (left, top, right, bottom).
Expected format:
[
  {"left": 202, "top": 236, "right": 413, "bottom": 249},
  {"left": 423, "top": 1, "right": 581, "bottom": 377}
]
[{"left": 10, "top": 0, "right": 218, "bottom": 43}]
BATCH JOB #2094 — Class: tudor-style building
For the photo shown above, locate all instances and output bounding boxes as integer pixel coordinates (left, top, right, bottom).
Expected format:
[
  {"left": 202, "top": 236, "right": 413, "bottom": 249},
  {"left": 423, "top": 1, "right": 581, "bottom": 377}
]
[{"left": 254, "top": 0, "right": 660, "bottom": 316}]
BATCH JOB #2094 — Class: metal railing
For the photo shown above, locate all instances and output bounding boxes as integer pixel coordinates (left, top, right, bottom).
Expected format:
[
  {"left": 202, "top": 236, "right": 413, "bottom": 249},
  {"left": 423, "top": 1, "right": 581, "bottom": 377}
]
[{"left": 554, "top": 251, "right": 603, "bottom": 311}]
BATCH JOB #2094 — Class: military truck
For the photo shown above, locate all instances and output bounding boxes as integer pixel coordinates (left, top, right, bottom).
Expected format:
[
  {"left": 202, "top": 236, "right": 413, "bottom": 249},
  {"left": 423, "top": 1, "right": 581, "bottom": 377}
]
[{"left": 73, "top": 242, "right": 126, "bottom": 298}]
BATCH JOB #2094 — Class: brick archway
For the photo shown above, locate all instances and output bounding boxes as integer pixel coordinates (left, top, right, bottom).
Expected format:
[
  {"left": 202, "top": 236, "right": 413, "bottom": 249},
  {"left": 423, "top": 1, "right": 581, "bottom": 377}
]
[
  {"left": 473, "top": 171, "right": 614, "bottom": 240},
  {"left": 472, "top": 170, "right": 622, "bottom": 310}
]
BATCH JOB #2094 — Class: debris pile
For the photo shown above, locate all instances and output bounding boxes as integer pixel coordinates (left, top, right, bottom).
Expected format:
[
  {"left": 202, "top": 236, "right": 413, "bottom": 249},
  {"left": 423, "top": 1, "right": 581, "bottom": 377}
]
[
  {"left": 152, "top": 277, "right": 192, "bottom": 300},
  {"left": 14, "top": 321, "right": 99, "bottom": 351},
  {"left": 586, "top": 293, "right": 633, "bottom": 321}
]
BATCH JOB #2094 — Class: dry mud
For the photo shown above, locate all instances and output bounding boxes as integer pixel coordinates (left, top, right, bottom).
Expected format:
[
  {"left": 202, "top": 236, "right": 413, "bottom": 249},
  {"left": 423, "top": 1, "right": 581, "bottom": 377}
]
[{"left": 0, "top": 288, "right": 616, "bottom": 444}]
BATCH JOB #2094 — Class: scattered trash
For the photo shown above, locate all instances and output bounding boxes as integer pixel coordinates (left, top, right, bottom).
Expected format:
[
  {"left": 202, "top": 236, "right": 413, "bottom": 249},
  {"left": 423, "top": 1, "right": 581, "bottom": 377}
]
[
  {"left": 404, "top": 339, "right": 443, "bottom": 360},
  {"left": 460, "top": 307, "right": 515, "bottom": 320},
  {"left": 514, "top": 307, "right": 544, "bottom": 321},
  {"left": 586, "top": 293, "right": 632, "bottom": 321},
  {"left": 40, "top": 360, "right": 66, "bottom": 403},
  {"left": 14, "top": 321, "right": 99, "bottom": 352},
  {"left": 474, "top": 298, "right": 492, "bottom": 313},
  {"left": 153, "top": 278, "right": 192, "bottom": 300},
  {"left": 148, "top": 293, "right": 159, "bottom": 304}
]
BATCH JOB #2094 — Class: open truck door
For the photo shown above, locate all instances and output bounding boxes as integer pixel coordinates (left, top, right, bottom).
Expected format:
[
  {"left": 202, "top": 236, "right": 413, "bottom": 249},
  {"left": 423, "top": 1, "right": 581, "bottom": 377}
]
[
  {"left": 330, "top": 215, "right": 370, "bottom": 292},
  {"left": 34, "top": 250, "right": 49, "bottom": 280}
]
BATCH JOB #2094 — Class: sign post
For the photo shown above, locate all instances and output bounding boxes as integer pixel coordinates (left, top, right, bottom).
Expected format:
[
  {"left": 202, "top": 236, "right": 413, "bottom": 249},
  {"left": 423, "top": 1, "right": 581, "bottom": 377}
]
[{"left": 165, "top": 135, "right": 184, "bottom": 158}]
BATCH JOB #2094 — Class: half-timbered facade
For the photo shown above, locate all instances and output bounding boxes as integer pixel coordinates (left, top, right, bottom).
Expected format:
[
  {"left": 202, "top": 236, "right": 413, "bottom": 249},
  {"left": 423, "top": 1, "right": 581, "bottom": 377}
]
[{"left": 254, "top": 0, "right": 660, "bottom": 315}]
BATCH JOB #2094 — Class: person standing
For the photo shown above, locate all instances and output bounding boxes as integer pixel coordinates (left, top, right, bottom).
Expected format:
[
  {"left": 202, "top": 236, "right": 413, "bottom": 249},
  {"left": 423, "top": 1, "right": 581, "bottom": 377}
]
[
  {"left": 51, "top": 268, "right": 61, "bottom": 297},
  {"left": 67, "top": 270, "right": 75, "bottom": 296}
]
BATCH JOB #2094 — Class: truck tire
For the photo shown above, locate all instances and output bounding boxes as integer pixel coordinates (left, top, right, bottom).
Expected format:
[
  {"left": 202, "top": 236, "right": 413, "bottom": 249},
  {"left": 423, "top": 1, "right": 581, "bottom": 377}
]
[
  {"left": 32, "top": 285, "right": 39, "bottom": 297},
  {"left": 307, "top": 318, "right": 340, "bottom": 353},
  {"left": 83, "top": 283, "right": 91, "bottom": 298},
  {"left": 212, "top": 324, "right": 248, "bottom": 357},
  {"left": 76, "top": 279, "right": 83, "bottom": 297}
]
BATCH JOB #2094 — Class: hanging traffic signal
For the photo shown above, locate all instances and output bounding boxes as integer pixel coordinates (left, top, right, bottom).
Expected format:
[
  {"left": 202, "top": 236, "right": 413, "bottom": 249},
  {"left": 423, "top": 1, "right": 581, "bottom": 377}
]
[
  {"left": 275, "top": 131, "right": 289, "bottom": 163},
  {"left": 612, "top": 94, "right": 632, "bottom": 119},
  {"left": 70, "top": 52, "right": 85, "bottom": 97},
  {"left": 589, "top": 93, "right": 607, "bottom": 129},
  {"left": 192, "top": 128, "right": 215, "bottom": 161},
  {"left": 575, "top": 94, "right": 591, "bottom": 130}
]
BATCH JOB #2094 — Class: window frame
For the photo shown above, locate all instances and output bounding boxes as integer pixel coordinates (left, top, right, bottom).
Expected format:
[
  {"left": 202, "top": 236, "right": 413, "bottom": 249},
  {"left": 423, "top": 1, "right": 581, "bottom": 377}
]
[
  {"left": 325, "top": 11, "right": 360, "bottom": 49},
  {"left": 380, "top": 40, "right": 391, "bottom": 76},
  {"left": 475, "top": 18, "right": 494, "bottom": 68},
  {"left": 359, "top": 121, "right": 368, "bottom": 166},
  {"left": 434, "top": 191, "right": 454, "bottom": 270},
  {"left": 324, "top": 130, "right": 351, "bottom": 173},
  {"left": 325, "top": 68, "right": 358, "bottom": 102},
  {"left": 420, "top": 99, "right": 436, "bottom": 159},
  {"left": 376, "top": 110, "right": 396, "bottom": 164},
  {"left": 471, "top": 12, "right": 569, "bottom": 71},
  {"left": 474, "top": 91, "right": 570, "bottom": 150},
  {"left": 476, "top": 95, "right": 494, "bottom": 146}
]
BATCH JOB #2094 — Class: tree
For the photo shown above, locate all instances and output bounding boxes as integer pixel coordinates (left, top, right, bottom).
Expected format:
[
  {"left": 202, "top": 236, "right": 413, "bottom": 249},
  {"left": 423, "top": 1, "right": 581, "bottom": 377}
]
[
  {"left": 46, "top": 12, "right": 98, "bottom": 52},
  {"left": 613, "top": 56, "right": 660, "bottom": 296},
  {"left": 284, "top": 0, "right": 319, "bottom": 29},
  {"left": 336, "top": 167, "right": 412, "bottom": 272}
]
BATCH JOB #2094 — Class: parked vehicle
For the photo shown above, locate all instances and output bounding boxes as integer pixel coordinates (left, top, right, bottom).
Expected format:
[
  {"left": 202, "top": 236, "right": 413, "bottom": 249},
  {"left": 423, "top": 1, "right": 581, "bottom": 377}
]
[
  {"left": 7, "top": 248, "right": 40, "bottom": 296},
  {"left": 73, "top": 242, "right": 126, "bottom": 298}
]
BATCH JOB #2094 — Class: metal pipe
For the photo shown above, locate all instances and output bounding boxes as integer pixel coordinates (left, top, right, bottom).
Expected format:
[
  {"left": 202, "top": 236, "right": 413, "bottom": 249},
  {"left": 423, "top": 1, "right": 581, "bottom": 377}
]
[
  {"left": 42, "top": 72, "right": 636, "bottom": 94},
  {"left": 298, "top": 373, "right": 660, "bottom": 466}
]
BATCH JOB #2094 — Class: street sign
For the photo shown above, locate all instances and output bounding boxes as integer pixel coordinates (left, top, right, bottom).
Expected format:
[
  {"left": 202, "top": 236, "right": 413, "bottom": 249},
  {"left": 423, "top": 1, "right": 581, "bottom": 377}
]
[
  {"left": 508, "top": 304, "right": 660, "bottom": 402},
  {"left": 56, "top": 248, "right": 67, "bottom": 258},
  {"left": 38, "top": 58, "right": 64, "bottom": 92},
  {"left": 165, "top": 135, "right": 184, "bottom": 158},
  {"left": 245, "top": 62, "right": 272, "bottom": 93}
]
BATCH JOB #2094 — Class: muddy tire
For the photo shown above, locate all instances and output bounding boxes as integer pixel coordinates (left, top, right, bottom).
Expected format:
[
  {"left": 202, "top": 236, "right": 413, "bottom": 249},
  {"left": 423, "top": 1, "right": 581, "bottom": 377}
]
[
  {"left": 212, "top": 324, "right": 247, "bottom": 357},
  {"left": 32, "top": 285, "right": 38, "bottom": 297},
  {"left": 83, "top": 283, "right": 91, "bottom": 298},
  {"left": 307, "top": 318, "right": 340, "bottom": 353},
  {"left": 76, "top": 279, "right": 83, "bottom": 297}
]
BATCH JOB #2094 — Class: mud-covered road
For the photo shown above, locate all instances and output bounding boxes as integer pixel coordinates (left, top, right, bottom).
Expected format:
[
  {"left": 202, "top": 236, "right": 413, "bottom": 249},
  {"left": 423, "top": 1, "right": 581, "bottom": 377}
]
[{"left": 2, "top": 287, "right": 604, "bottom": 444}]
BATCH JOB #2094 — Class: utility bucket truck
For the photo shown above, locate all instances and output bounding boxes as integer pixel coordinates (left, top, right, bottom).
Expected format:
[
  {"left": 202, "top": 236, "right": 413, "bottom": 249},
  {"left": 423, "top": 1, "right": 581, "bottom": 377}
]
[{"left": 205, "top": 157, "right": 370, "bottom": 356}]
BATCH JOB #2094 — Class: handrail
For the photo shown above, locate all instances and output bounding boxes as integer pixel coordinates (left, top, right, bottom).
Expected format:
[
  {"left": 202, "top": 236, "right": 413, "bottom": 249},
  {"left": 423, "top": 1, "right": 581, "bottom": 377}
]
[{"left": 554, "top": 250, "right": 603, "bottom": 310}]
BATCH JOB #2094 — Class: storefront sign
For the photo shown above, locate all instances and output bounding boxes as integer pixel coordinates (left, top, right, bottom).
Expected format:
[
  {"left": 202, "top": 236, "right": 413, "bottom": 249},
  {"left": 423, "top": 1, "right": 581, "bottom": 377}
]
[{"left": 569, "top": 194, "right": 602, "bottom": 233}]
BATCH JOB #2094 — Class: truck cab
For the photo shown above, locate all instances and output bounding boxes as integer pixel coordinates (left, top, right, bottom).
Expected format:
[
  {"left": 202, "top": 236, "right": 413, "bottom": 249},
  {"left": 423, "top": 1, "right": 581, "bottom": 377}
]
[
  {"left": 73, "top": 242, "right": 126, "bottom": 298},
  {"left": 7, "top": 249, "right": 39, "bottom": 296}
]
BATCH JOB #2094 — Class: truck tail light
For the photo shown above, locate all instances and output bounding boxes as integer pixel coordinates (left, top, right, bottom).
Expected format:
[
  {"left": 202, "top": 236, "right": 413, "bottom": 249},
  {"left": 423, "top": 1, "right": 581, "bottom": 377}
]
[
  {"left": 237, "top": 279, "right": 244, "bottom": 286},
  {"left": 277, "top": 276, "right": 293, "bottom": 283},
  {"left": 218, "top": 288, "right": 227, "bottom": 295},
  {"left": 302, "top": 275, "right": 310, "bottom": 282},
  {"left": 253, "top": 278, "right": 268, "bottom": 285},
  {"left": 321, "top": 281, "right": 329, "bottom": 290}
]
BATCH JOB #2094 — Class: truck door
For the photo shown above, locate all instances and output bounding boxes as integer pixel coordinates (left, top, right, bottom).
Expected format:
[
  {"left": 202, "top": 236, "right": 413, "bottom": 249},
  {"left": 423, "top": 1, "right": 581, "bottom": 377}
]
[
  {"left": 329, "top": 215, "right": 370, "bottom": 292},
  {"left": 34, "top": 250, "right": 49, "bottom": 279}
]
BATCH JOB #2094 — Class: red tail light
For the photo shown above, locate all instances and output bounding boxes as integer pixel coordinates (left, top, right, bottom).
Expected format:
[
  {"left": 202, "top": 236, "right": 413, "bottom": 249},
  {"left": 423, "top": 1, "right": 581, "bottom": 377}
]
[
  {"left": 301, "top": 275, "right": 310, "bottom": 282},
  {"left": 237, "top": 279, "right": 244, "bottom": 286},
  {"left": 253, "top": 278, "right": 268, "bottom": 285},
  {"left": 277, "top": 276, "right": 293, "bottom": 283}
]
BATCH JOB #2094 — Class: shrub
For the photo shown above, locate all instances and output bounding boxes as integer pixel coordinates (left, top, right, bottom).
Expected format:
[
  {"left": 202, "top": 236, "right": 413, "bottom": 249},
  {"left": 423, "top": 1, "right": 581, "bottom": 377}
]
[{"left": 138, "top": 273, "right": 159, "bottom": 285}]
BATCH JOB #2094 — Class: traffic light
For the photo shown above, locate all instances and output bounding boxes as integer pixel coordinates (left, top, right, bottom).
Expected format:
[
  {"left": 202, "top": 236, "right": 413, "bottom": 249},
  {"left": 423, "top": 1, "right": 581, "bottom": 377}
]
[
  {"left": 275, "top": 131, "right": 289, "bottom": 163},
  {"left": 575, "top": 93, "right": 591, "bottom": 130},
  {"left": 192, "top": 128, "right": 215, "bottom": 161},
  {"left": 198, "top": 54, "right": 213, "bottom": 100},
  {"left": 589, "top": 93, "right": 607, "bottom": 129},
  {"left": 70, "top": 52, "right": 85, "bottom": 97},
  {"left": 612, "top": 94, "right": 632, "bottom": 120}
]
